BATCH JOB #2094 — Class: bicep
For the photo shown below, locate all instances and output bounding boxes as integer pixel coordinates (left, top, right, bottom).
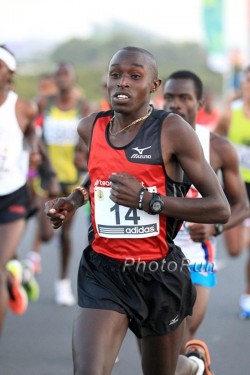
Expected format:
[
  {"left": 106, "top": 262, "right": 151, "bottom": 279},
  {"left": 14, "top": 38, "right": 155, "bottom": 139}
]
[{"left": 24, "top": 108, "right": 38, "bottom": 143}]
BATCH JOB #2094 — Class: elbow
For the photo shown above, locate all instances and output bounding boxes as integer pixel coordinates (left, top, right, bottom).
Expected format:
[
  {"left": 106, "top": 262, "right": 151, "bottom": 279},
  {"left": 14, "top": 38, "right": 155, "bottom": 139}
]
[
  {"left": 235, "top": 201, "right": 250, "bottom": 223},
  {"left": 218, "top": 201, "right": 231, "bottom": 224}
]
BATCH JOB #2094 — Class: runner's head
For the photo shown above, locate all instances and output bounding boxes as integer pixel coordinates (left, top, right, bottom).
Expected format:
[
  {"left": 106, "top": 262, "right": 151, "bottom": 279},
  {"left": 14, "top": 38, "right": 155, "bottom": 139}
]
[
  {"left": 0, "top": 45, "right": 16, "bottom": 90},
  {"left": 163, "top": 70, "right": 203, "bottom": 127}
]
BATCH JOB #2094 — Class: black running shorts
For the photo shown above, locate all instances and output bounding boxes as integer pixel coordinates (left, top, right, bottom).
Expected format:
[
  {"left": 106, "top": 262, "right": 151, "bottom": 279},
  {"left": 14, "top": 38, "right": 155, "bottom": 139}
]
[
  {"left": 77, "top": 245, "right": 196, "bottom": 338},
  {"left": 0, "top": 184, "right": 31, "bottom": 224}
]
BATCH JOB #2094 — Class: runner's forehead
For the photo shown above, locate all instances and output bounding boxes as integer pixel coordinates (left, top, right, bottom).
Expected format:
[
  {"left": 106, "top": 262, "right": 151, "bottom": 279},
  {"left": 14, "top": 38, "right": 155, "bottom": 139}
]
[
  {"left": 109, "top": 50, "right": 150, "bottom": 70},
  {"left": 164, "top": 79, "right": 196, "bottom": 95}
]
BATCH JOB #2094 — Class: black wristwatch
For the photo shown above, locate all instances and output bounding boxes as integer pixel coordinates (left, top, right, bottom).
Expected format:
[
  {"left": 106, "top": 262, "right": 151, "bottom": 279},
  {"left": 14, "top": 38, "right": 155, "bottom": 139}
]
[
  {"left": 214, "top": 223, "right": 223, "bottom": 236},
  {"left": 148, "top": 193, "right": 164, "bottom": 215}
]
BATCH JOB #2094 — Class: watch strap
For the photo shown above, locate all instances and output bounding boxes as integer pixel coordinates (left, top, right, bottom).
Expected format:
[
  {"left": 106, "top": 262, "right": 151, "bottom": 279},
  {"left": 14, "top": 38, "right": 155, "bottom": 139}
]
[{"left": 214, "top": 223, "right": 223, "bottom": 236}]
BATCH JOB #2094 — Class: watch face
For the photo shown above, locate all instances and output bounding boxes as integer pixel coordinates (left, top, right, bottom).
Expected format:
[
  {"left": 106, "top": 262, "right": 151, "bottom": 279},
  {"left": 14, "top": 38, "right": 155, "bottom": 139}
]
[
  {"left": 152, "top": 201, "right": 162, "bottom": 212},
  {"left": 149, "top": 193, "right": 164, "bottom": 214}
]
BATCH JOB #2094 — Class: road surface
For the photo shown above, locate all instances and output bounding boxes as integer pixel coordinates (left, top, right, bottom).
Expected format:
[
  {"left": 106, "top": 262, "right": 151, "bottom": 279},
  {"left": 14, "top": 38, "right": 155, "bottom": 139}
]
[{"left": 0, "top": 208, "right": 249, "bottom": 374}]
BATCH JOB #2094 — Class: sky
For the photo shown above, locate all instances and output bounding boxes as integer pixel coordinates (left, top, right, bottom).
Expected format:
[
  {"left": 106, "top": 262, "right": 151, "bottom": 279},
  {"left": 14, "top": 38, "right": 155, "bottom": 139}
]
[
  {"left": 1, "top": 0, "right": 249, "bottom": 62},
  {"left": 2, "top": 0, "right": 202, "bottom": 43}
]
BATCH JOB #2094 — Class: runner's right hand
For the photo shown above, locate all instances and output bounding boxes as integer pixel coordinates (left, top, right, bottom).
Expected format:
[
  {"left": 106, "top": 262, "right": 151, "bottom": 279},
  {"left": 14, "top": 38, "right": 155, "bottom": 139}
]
[{"left": 44, "top": 197, "right": 76, "bottom": 229}]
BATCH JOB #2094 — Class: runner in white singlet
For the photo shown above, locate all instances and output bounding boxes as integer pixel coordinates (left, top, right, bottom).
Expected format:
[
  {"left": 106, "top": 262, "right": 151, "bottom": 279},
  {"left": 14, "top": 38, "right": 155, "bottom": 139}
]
[{"left": 163, "top": 70, "right": 249, "bottom": 371}]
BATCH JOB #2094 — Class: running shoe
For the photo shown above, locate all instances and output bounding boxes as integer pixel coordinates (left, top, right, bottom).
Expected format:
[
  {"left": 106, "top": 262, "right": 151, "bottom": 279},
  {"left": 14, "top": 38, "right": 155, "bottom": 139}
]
[
  {"left": 54, "top": 279, "right": 75, "bottom": 306},
  {"left": 185, "top": 339, "right": 214, "bottom": 375},
  {"left": 22, "top": 259, "right": 40, "bottom": 301},
  {"left": 239, "top": 294, "right": 250, "bottom": 319},
  {"left": 6, "top": 260, "right": 28, "bottom": 315}
]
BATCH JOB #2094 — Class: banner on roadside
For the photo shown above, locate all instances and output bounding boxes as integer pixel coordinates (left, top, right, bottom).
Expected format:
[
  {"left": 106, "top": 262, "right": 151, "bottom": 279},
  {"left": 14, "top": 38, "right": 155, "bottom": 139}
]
[{"left": 202, "top": 0, "right": 230, "bottom": 73}]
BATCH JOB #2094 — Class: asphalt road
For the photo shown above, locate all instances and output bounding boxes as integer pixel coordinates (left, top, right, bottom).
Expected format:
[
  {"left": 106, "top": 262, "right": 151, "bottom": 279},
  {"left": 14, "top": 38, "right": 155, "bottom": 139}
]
[{"left": 0, "top": 208, "right": 249, "bottom": 375}]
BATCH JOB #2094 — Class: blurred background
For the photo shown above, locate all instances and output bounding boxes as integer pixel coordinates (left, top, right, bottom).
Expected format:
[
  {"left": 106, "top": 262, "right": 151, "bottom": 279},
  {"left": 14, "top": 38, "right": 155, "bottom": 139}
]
[{"left": 0, "top": 0, "right": 249, "bottom": 107}]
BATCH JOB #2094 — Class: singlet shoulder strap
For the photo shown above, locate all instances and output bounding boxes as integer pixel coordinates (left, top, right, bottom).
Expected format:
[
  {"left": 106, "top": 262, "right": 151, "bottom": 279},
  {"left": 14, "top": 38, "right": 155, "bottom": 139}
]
[
  {"left": 151, "top": 107, "right": 172, "bottom": 121},
  {"left": 95, "top": 109, "right": 114, "bottom": 120}
]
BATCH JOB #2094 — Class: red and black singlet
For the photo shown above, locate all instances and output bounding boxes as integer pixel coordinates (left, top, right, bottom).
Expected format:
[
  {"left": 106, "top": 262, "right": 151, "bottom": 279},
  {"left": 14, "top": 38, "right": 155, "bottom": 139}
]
[{"left": 87, "top": 108, "right": 189, "bottom": 261}]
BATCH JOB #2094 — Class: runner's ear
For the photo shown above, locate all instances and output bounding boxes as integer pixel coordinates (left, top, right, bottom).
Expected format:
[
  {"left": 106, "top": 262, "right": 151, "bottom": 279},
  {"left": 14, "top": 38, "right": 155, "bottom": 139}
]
[{"left": 150, "top": 79, "right": 161, "bottom": 93}]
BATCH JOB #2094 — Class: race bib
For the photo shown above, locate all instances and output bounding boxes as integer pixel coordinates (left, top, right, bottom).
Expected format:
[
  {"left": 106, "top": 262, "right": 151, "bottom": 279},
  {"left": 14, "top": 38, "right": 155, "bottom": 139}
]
[{"left": 94, "top": 186, "right": 160, "bottom": 238}]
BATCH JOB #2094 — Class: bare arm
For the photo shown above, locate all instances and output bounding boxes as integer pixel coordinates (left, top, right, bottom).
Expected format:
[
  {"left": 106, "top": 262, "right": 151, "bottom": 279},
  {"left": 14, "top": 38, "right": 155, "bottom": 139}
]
[
  {"left": 188, "top": 134, "right": 249, "bottom": 242},
  {"left": 74, "top": 139, "right": 88, "bottom": 172},
  {"left": 214, "top": 136, "right": 249, "bottom": 229},
  {"left": 16, "top": 98, "right": 38, "bottom": 149},
  {"left": 35, "top": 96, "right": 61, "bottom": 195}
]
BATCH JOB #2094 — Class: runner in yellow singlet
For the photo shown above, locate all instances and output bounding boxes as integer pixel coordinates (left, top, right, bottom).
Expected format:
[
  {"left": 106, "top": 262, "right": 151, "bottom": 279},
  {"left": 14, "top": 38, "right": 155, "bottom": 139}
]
[{"left": 28, "top": 62, "right": 91, "bottom": 306}]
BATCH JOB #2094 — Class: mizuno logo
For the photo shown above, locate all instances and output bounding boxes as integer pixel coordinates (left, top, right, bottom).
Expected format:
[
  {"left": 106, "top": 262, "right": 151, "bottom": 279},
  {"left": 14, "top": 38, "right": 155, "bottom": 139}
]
[
  {"left": 132, "top": 146, "right": 152, "bottom": 155},
  {"left": 169, "top": 315, "right": 179, "bottom": 325}
]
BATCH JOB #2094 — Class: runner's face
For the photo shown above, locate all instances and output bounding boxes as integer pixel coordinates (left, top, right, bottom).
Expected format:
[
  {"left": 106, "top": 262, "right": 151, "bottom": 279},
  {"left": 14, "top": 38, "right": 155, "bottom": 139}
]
[
  {"left": 55, "top": 65, "right": 75, "bottom": 92},
  {"left": 107, "top": 50, "right": 154, "bottom": 115},
  {"left": 163, "top": 78, "right": 201, "bottom": 127}
]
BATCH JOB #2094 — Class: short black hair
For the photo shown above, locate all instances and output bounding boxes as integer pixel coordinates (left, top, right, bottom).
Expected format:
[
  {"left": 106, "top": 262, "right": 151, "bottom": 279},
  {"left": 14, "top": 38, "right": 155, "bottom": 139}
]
[
  {"left": 54, "top": 62, "right": 76, "bottom": 80},
  {"left": 121, "top": 46, "right": 155, "bottom": 61},
  {"left": 115, "top": 46, "right": 158, "bottom": 79},
  {"left": 54, "top": 61, "right": 76, "bottom": 74},
  {"left": 165, "top": 70, "right": 203, "bottom": 100}
]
